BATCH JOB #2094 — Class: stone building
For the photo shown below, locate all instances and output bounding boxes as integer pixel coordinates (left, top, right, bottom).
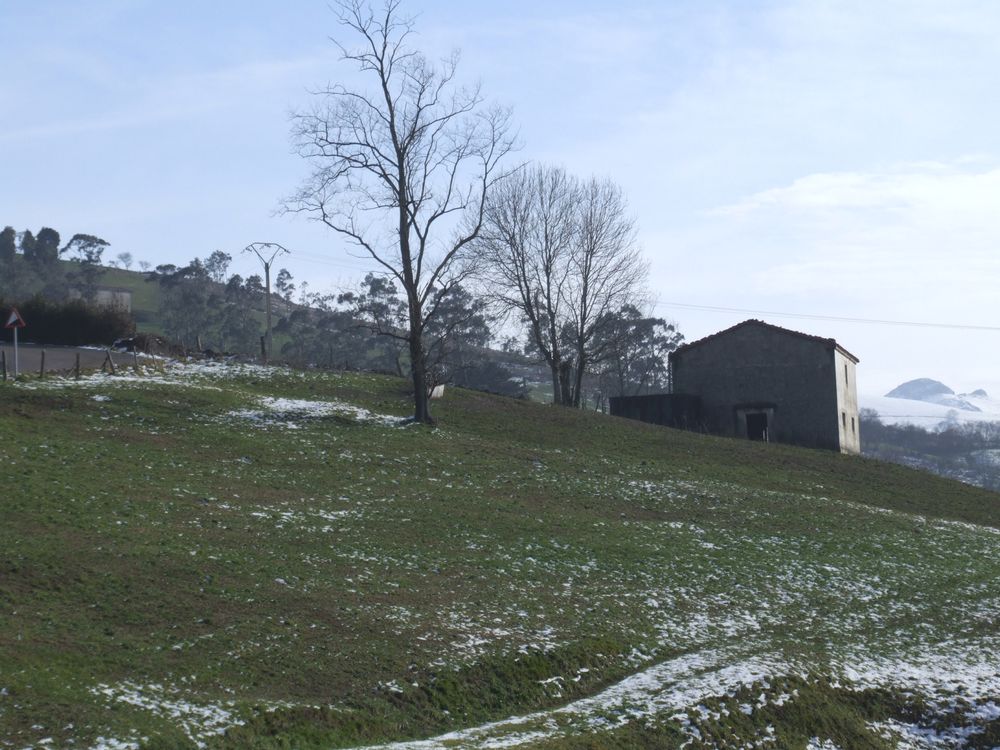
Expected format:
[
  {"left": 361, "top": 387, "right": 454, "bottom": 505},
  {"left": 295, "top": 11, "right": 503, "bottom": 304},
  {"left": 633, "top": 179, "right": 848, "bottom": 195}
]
[
  {"left": 610, "top": 319, "right": 860, "bottom": 454},
  {"left": 670, "top": 319, "right": 859, "bottom": 453},
  {"left": 68, "top": 287, "right": 133, "bottom": 312}
]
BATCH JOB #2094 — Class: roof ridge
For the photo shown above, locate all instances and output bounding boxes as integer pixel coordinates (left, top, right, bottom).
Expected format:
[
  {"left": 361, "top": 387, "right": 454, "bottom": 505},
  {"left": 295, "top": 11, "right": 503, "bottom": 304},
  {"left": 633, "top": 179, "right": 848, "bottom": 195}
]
[{"left": 671, "top": 319, "right": 859, "bottom": 363}]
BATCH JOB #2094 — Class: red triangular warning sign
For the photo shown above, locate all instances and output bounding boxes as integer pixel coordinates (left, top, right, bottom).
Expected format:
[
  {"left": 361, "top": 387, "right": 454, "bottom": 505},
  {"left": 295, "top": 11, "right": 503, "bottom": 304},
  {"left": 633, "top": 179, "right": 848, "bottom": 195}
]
[{"left": 4, "top": 307, "right": 26, "bottom": 329}]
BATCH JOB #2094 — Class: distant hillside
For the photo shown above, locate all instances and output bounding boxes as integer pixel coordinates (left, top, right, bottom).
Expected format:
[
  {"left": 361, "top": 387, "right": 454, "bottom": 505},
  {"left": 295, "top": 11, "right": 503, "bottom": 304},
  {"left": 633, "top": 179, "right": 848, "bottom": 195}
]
[
  {"left": 4, "top": 361, "right": 1000, "bottom": 748},
  {"left": 862, "top": 379, "right": 1000, "bottom": 491},
  {"left": 884, "top": 377, "right": 982, "bottom": 412},
  {"left": 92, "top": 264, "right": 167, "bottom": 332}
]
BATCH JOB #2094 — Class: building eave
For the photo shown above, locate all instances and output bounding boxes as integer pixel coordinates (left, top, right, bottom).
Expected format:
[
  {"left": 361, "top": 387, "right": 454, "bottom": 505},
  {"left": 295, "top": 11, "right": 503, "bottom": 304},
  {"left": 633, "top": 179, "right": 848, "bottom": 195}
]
[{"left": 670, "top": 319, "right": 860, "bottom": 364}]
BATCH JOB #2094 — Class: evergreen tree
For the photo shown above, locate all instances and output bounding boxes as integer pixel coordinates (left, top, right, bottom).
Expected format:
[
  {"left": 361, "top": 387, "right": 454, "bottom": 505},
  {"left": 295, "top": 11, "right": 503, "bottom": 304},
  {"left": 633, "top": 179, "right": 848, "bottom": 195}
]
[
  {"left": 204, "top": 250, "right": 231, "bottom": 284},
  {"left": 0, "top": 226, "right": 15, "bottom": 265},
  {"left": 589, "top": 305, "right": 684, "bottom": 408},
  {"left": 64, "top": 234, "right": 111, "bottom": 301},
  {"left": 32, "top": 227, "right": 61, "bottom": 266},
  {"left": 0, "top": 226, "right": 17, "bottom": 298},
  {"left": 275, "top": 268, "right": 295, "bottom": 301},
  {"left": 19, "top": 229, "right": 36, "bottom": 258}
]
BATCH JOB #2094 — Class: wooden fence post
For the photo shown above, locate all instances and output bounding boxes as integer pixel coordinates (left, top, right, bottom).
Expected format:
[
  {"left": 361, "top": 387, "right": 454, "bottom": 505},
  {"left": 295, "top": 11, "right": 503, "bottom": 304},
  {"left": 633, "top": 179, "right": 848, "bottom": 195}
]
[
  {"left": 1, "top": 349, "right": 6, "bottom": 382},
  {"left": 39, "top": 349, "right": 46, "bottom": 379},
  {"left": 75, "top": 352, "right": 81, "bottom": 380}
]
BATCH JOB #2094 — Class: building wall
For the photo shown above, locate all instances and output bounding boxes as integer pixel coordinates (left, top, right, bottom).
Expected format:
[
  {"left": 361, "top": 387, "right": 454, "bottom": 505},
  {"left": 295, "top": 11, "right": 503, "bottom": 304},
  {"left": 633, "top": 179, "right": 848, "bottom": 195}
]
[
  {"left": 834, "top": 350, "right": 860, "bottom": 454},
  {"left": 68, "top": 288, "right": 133, "bottom": 312},
  {"left": 95, "top": 289, "right": 132, "bottom": 312},
  {"left": 671, "top": 324, "right": 843, "bottom": 451}
]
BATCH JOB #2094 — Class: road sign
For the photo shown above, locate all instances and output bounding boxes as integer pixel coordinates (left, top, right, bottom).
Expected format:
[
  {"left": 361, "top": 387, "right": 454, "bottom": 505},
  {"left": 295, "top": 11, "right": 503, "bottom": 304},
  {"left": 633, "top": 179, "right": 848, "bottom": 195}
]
[
  {"left": 4, "top": 307, "right": 25, "bottom": 329},
  {"left": 4, "top": 307, "right": 24, "bottom": 377}
]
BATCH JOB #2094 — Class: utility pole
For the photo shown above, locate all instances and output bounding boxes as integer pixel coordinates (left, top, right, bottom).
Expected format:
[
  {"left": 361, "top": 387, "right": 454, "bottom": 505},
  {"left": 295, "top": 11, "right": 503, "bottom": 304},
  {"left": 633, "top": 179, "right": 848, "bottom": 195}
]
[{"left": 243, "top": 242, "right": 289, "bottom": 364}]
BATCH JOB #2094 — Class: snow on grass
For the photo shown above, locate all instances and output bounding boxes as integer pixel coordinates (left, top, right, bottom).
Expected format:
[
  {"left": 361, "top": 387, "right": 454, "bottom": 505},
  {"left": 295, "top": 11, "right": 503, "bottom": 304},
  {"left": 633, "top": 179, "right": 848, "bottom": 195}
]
[
  {"left": 352, "top": 639, "right": 1000, "bottom": 749},
  {"left": 89, "top": 737, "right": 140, "bottom": 750},
  {"left": 10, "top": 358, "right": 304, "bottom": 392},
  {"left": 10, "top": 361, "right": 1000, "bottom": 747},
  {"left": 13, "top": 358, "right": 411, "bottom": 428},
  {"left": 352, "top": 649, "right": 788, "bottom": 749},
  {"left": 228, "top": 395, "right": 407, "bottom": 428},
  {"left": 90, "top": 682, "right": 243, "bottom": 747},
  {"left": 806, "top": 740, "right": 844, "bottom": 750},
  {"left": 337, "top": 475, "right": 1000, "bottom": 748}
]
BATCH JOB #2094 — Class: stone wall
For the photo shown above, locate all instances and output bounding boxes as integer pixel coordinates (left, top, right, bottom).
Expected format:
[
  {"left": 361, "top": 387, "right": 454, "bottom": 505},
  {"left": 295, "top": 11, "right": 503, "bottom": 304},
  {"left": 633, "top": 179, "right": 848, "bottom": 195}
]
[
  {"left": 609, "top": 393, "right": 703, "bottom": 430},
  {"left": 671, "top": 324, "right": 845, "bottom": 451},
  {"left": 835, "top": 350, "right": 860, "bottom": 454}
]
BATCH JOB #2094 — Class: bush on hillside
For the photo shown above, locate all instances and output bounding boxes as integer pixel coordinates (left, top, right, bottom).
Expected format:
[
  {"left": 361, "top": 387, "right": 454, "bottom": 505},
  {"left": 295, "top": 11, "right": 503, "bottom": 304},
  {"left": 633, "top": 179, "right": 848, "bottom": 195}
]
[{"left": 0, "top": 295, "right": 134, "bottom": 346}]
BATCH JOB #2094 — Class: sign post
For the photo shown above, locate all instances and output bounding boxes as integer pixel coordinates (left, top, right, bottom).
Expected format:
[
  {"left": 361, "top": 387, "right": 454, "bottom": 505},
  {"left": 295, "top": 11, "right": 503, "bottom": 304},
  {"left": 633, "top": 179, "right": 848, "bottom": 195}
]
[{"left": 4, "top": 307, "right": 26, "bottom": 378}]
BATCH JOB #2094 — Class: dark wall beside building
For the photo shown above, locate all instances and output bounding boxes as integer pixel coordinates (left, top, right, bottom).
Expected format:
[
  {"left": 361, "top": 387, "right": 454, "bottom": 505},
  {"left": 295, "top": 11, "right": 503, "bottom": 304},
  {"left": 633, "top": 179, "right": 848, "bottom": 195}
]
[{"left": 609, "top": 393, "right": 702, "bottom": 430}]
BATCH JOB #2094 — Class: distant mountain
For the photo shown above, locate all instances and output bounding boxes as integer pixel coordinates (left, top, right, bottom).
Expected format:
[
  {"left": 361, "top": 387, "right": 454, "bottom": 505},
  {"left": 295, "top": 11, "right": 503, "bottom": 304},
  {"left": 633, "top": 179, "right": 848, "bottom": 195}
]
[
  {"left": 885, "top": 378, "right": 952, "bottom": 400},
  {"left": 885, "top": 378, "right": 981, "bottom": 412},
  {"left": 863, "top": 380, "right": 1000, "bottom": 492}
]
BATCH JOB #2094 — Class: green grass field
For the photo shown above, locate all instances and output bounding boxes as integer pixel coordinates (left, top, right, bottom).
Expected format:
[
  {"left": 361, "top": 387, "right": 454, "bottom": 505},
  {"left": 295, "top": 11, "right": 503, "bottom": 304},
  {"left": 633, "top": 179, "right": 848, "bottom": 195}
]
[
  {"left": 96, "top": 266, "right": 163, "bottom": 333},
  {"left": 3, "top": 362, "right": 1000, "bottom": 749}
]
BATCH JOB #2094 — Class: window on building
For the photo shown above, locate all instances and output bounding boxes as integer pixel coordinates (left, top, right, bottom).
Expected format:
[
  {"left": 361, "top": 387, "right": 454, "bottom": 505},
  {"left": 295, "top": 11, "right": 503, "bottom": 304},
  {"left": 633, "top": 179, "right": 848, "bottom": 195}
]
[
  {"left": 842, "top": 411, "right": 847, "bottom": 430},
  {"left": 851, "top": 416, "right": 856, "bottom": 434},
  {"left": 845, "top": 364, "right": 849, "bottom": 386}
]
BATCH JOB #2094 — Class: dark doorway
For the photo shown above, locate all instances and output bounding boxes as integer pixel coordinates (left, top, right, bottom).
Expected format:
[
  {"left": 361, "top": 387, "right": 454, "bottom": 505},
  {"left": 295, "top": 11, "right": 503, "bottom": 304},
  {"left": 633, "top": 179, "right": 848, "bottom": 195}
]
[{"left": 746, "top": 412, "right": 768, "bottom": 441}]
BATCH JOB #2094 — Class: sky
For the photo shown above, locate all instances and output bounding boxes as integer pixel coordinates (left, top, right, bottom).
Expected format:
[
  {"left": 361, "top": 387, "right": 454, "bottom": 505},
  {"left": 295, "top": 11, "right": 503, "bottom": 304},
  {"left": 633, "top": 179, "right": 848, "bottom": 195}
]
[{"left": 3, "top": 0, "right": 1000, "bottom": 396}]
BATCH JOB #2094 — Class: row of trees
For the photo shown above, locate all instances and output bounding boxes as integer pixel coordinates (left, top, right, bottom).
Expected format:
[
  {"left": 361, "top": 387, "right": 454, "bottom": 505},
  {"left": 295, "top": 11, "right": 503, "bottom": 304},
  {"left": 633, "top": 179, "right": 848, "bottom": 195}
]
[
  {"left": 147, "top": 251, "right": 527, "bottom": 397},
  {"left": 0, "top": 224, "right": 136, "bottom": 302},
  {"left": 147, "top": 245, "right": 677, "bottom": 407},
  {"left": 861, "top": 410, "right": 1000, "bottom": 491},
  {"left": 287, "top": 0, "right": 679, "bottom": 422},
  {"left": 150, "top": 251, "right": 265, "bottom": 354},
  {"left": 5, "top": 0, "right": 681, "bottom": 422},
  {"left": 0, "top": 222, "right": 677, "bottom": 407},
  {"left": 477, "top": 167, "right": 650, "bottom": 407}
]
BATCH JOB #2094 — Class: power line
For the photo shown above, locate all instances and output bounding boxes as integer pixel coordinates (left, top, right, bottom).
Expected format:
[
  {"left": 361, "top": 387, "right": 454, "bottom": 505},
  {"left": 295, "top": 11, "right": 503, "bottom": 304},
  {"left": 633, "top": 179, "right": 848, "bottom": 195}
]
[
  {"left": 652, "top": 301, "right": 1000, "bottom": 332},
  {"left": 267, "top": 248, "right": 379, "bottom": 272}
]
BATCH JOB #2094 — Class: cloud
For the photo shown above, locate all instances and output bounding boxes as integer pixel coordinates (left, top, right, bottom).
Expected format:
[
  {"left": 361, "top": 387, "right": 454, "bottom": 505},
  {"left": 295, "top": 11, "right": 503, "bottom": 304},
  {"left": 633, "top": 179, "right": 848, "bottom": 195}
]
[
  {"left": 0, "top": 54, "right": 330, "bottom": 143},
  {"left": 701, "top": 161, "right": 1000, "bottom": 298},
  {"left": 717, "top": 161, "right": 1000, "bottom": 218}
]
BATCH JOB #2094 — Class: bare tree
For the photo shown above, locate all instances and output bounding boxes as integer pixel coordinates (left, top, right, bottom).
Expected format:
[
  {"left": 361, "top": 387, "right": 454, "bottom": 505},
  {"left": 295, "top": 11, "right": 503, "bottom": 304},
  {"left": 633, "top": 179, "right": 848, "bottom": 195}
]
[
  {"left": 476, "top": 165, "right": 647, "bottom": 407},
  {"left": 475, "top": 165, "right": 576, "bottom": 404},
  {"left": 563, "top": 177, "right": 648, "bottom": 406},
  {"left": 287, "top": 0, "right": 516, "bottom": 423}
]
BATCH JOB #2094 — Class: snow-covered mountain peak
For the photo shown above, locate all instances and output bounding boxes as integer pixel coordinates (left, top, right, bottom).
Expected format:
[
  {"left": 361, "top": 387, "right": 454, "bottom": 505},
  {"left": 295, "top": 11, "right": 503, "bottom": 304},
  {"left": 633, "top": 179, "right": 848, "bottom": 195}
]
[
  {"left": 863, "top": 379, "right": 1000, "bottom": 429},
  {"left": 884, "top": 378, "right": 980, "bottom": 412}
]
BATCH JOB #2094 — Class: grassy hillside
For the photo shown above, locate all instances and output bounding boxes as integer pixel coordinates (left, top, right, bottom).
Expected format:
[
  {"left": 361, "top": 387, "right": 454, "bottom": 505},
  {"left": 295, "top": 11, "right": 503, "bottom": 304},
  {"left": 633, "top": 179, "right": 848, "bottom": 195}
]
[
  {"left": 94, "top": 266, "right": 164, "bottom": 332},
  {"left": 2, "top": 363, "right": 1000, "bottom": 749}
]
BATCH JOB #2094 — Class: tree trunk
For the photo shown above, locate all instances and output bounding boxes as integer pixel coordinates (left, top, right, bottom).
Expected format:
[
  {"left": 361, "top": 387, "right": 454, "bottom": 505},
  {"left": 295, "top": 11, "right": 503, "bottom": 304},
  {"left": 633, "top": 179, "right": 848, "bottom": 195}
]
[
  {"left": 549, "top": 364, "right": 562, "bottom": 406},
  {"left": 409, "top": 331, "right": 433, "bottom": 424},
  {"left": 558, "top": 361, "right": 574, "bottom": 407},
  {"left": 572, "top": 353, "right": 587, "bottom": 408}
]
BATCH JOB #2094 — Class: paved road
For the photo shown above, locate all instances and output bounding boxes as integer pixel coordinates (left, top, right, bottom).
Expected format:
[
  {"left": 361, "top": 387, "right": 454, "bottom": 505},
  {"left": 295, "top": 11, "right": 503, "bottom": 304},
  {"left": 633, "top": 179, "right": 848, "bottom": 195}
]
[{"left": 0, "top": 343, "right": 135, "bottom": 377}]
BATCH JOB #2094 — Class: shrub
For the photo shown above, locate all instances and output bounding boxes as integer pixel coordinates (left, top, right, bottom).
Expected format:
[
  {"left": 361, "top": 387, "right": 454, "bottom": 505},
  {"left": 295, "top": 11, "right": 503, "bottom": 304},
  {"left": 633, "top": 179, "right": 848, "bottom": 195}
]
[{"left": 0, "top": 295, "right": 134, "bottom": 346}]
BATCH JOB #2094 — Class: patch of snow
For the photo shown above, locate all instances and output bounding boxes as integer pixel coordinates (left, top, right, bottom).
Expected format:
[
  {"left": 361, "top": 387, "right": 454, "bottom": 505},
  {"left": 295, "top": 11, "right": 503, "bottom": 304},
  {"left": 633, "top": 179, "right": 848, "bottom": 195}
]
[
  {"left": 90, "top": 682, "right": 243, "bottom": 746},
  {"left": 89, "top": 737, "right": 140, "bottom": 750},
  {"left": 228, "top": 396, "right": 407, "bottom": 428}
]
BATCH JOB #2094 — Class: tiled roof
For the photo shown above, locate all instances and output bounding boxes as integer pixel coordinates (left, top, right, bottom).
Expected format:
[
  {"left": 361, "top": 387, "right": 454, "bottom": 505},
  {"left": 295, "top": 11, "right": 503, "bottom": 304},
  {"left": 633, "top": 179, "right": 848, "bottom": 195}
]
[{"left": 670, "top": 319, "right": 860, "bottom": 363}]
